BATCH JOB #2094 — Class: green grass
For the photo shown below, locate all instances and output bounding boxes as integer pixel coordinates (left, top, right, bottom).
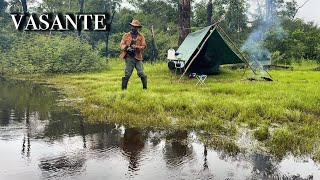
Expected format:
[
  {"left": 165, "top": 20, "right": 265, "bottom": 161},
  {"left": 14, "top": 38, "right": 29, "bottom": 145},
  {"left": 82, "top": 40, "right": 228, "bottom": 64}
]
[{"left": 13, "top": 58, "right": 320, "bottom": 160}]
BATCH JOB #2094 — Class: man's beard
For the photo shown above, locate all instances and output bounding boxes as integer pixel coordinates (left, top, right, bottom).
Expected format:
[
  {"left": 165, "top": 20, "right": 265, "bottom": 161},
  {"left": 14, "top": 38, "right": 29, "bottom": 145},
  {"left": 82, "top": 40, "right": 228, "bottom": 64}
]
[{"left": 131, "top": 29, "right": 138, "bottom": 33}]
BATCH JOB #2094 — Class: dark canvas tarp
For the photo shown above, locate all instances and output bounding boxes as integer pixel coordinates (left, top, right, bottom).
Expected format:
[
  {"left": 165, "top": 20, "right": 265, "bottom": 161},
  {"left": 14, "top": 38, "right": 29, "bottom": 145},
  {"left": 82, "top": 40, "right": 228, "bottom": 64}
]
[{"left": 175, "top": 25, "right": 247, "bottom": 75}]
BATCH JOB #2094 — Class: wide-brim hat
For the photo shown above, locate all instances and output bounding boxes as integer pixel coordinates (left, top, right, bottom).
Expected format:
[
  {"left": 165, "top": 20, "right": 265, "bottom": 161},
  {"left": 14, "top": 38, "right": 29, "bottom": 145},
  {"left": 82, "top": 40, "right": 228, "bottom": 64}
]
[{"left": 129, "top": 19, "right": 142, "bottom": 28}]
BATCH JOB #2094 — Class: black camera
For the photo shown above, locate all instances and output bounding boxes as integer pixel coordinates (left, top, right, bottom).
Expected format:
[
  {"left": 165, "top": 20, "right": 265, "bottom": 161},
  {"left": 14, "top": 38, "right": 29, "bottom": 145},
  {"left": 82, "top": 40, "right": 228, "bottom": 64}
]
[{"left": 127, "top": 45, "right": 135, "bottom": 57}]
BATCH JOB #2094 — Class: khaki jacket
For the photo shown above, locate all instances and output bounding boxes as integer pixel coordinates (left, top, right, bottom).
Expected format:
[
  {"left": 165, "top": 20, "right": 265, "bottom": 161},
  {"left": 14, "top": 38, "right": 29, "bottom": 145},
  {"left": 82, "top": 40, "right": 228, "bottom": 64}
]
[{"left": 119, "top": 32, "right": 146, "bottom": 61}]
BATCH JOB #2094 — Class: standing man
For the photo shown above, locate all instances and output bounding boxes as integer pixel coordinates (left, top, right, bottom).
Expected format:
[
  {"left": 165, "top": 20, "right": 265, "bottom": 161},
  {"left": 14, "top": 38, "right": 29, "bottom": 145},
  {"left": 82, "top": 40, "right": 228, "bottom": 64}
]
[{"left": 119, "top": 19, "right": 147, "bottom": 90}]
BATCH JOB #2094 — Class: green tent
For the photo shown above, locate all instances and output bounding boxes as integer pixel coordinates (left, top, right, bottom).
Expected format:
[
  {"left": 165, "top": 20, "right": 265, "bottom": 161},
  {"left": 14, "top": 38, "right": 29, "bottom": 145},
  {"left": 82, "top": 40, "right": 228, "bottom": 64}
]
[{"left": 173, "top": 24, "right": 250, "bottom": 76}]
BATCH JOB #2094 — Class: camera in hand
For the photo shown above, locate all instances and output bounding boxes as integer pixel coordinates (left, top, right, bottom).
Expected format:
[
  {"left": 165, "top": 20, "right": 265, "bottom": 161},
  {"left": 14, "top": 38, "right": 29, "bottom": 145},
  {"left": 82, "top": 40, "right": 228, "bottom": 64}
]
[
  {"left": 127, "top": 45, "right": 135, "bottom": 57},
  {"left": 127, "top": 39, "right": 136, "bottom": 57}
]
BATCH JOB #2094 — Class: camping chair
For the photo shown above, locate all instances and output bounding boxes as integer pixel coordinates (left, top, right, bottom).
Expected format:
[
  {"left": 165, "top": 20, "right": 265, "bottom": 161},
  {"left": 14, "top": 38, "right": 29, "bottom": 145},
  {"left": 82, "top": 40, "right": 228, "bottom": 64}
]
[{"left": 196, "top": 75, "right": 207, "bottom": 85}]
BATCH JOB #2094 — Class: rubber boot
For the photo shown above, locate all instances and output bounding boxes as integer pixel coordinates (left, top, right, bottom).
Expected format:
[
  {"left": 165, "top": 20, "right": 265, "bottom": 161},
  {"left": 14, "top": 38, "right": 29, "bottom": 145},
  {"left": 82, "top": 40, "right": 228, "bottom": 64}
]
[
  {"left": 122, "top": 77, "right": 129, "bottom": 90},
  {"left": 141, "top": 76, "right": 147, "bottom": 90}
]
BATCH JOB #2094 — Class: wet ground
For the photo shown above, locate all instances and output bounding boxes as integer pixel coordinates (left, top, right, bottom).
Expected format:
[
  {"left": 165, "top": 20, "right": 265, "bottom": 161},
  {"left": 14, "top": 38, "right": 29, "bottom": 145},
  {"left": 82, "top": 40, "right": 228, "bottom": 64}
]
[{"left": 0, "top": 79, "right": 319, "bottom": 179}]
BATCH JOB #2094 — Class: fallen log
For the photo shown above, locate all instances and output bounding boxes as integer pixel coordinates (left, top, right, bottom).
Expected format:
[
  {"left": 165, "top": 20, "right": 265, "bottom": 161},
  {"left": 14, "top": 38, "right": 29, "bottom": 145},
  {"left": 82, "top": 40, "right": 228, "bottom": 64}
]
[{"left": 263, "top": 65, "right": 293, "bottom": 70}]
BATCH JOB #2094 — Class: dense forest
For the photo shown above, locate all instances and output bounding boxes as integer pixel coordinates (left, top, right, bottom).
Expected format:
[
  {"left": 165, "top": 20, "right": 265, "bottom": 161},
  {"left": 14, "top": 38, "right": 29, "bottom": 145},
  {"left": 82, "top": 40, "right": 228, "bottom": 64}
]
[{"left": 0, "top": 0, "right": 319, "bottom": 74}]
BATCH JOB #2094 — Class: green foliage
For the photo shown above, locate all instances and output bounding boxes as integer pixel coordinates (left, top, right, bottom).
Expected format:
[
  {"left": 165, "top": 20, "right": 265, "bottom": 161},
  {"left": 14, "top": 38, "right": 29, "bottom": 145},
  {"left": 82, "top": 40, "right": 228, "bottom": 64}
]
[
  {"left": 0, "top": 34, "right": 106, "bottom": 74},
  {"left": 192, "top": 0, "right": 207, "bottom": 27},
  {"left": 0, "top": 28, "right": 15, "bottom": 52},
  {"left": 224, "top": 0, "right": 248, "bottom": 34},
  {"left": 271, "top": 51, "right": 287, "bottom": 65},
  {"left": 112, "top": 8, "right": 135, "bottom": 33},
  {"left": 283, "top": 0, "right": 298, "bottom": 19},
  {"left": 262, "top": 19, "right": 320, "bottom": 64}
]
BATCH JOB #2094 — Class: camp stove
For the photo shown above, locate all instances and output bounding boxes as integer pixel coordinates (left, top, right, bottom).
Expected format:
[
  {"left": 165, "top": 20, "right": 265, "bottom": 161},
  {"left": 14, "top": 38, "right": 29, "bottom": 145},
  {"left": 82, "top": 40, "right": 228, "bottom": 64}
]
[{"left": 167, "top": 49, "right": 186, "bottom": 70}]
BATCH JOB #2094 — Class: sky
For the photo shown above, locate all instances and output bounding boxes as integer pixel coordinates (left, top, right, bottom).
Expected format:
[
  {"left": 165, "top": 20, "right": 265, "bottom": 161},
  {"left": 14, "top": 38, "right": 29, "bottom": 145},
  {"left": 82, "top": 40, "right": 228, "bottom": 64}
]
[{"left": 294, "top": 0, "right": 320, "bottom": 25}]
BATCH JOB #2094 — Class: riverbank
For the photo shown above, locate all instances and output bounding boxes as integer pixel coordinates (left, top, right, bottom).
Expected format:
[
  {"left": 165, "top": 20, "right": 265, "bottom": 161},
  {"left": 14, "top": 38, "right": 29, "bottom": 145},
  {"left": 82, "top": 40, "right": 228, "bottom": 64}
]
[{"left": 9, "top": 59, "right": 320, "bottom": 160}]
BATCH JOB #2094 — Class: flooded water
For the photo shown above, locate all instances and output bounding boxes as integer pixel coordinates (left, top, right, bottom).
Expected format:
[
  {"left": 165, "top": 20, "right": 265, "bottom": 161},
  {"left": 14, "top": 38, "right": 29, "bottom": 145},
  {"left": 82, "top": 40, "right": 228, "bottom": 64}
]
[{"left": 0, "top": 79, "right": 319, "bottom": 180}]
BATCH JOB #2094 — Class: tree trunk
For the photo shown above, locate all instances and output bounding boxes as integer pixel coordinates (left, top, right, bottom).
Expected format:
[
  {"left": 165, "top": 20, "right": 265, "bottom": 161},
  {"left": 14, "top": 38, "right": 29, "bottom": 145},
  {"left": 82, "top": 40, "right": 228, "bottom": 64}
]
[
  {"left": 106, "top": 11, "right": 115, "bottom": 62},
  {"left": 78, "top": 0, "right": 84, "bottom": 36},
  {"left": 151, "top": 25, "right": 156, "bottom": 63},
  {"left": 21, "top": 0, "right": 27, "bottom": 13},
  {"left": 178, "top": 0, "right": 191, "bottom": 46},
  {"left": 207, "top": 0, "right": 212, "bottom": 26}
]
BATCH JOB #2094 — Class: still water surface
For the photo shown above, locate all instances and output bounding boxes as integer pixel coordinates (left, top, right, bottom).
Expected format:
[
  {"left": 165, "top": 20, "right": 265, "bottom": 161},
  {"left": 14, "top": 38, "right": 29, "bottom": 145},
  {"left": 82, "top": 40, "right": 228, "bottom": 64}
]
[{"left": 0, "top": 79, "right": 319, "bottom": 180}]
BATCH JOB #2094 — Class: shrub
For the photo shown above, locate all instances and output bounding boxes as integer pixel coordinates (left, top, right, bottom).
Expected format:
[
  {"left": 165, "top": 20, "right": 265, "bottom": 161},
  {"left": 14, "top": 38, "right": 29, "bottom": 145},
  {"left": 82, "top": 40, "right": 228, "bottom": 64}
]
[{"left": 0, "top": 34, "right": 106, "bottom": 74}]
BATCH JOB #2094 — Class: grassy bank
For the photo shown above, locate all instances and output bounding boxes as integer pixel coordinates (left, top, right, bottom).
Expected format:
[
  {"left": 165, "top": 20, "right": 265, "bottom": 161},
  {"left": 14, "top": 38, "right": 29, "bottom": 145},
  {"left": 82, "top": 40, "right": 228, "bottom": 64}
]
[{"left": 13, "top": 59, "right": 320, "bottom": 160}]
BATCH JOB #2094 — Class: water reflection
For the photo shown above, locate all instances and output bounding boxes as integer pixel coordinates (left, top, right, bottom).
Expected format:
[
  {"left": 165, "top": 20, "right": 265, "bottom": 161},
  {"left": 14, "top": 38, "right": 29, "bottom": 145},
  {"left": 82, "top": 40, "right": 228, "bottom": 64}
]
[
  {"left": 39, "top": 154, "right": 86, "bottom": 179},
  {"left": 121, "top": 128, "right": 146, "bottom": 175},
  {"left": 251, "top": 153, "right": 277, "bottom": 178},
  {"left": 0, "top": 80, "right": 319, "bottom": 180},
  {"left": 163, "top": 130, "right": 194, "bottom": 168}
]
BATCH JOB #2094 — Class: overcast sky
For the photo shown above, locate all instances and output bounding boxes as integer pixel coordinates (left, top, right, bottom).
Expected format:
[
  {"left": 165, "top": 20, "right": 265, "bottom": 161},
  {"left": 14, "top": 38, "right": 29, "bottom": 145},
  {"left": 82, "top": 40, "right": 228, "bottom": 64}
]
[{"left": 294, "top": 0, "right": 319, "bottom": 25}]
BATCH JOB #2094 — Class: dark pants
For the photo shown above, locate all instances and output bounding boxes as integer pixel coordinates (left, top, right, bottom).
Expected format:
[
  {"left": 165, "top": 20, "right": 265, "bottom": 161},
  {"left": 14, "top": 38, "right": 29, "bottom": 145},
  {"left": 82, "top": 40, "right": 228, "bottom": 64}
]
[
  {"left": 123, "top": 58, "right": 146, "bottom": 79},
  {"left": 122, "top": 57, "right": 147, "bottom": 90}
]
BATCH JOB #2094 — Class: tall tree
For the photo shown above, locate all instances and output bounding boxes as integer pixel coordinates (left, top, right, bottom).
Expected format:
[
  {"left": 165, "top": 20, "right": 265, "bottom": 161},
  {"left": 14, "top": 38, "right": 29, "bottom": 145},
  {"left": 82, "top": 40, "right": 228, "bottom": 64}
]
[
  {"left": 283, "top": 0, "right": 310, "bottom": 19},
  {"left": 193, "top": 0, "right": 225, "bottom": 27},
  {"left": 207, "top": 0, "right": 212, "bottom": 26},
  {"left": 105, "top": 0, "right": 121, "bottom": 60},
  {"left": 127, "top": 0, "right": 178, "bottom": 31},
  {"left": 21, "top": 0, "right": 27, "bottom": 13},
  {"left": 78, "top": 0, "right": 84, "bottom": 36},
  {"left": 265, "top": 0, "right": 285, "bottom": 20},
  {"left": 38, "top": 0, "right": 79, "bottom": 12},
  {"left": 178, "top": 0, "right": 191, "bottom": 45},
  {"left": 224, "top": 0, "right": 248, "bottom": 43},
  {"left": 193, "top": 0, "right": 207, "bottom": 27},
  {"left": 284, "top": 0, "right": 298, "bottom": 19},
  {"left": 0, "top": 0, "right": 8, "bottom": 15}
]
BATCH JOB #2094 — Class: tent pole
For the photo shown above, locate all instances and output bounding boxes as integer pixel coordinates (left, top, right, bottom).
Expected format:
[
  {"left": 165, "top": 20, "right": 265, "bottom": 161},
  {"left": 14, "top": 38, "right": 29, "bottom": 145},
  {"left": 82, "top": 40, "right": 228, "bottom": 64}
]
[
  {"left": 178, "top": 25, "right": 217, "bottom": 82},
  {"left": 216, "top": 24, "right": 257, "bottom": 75},
  {"left": 262, "top": 64, "right": 274, "bottom": 79},
  {"left": 241, "top": 65, "right": 247, "bottom": 78}
]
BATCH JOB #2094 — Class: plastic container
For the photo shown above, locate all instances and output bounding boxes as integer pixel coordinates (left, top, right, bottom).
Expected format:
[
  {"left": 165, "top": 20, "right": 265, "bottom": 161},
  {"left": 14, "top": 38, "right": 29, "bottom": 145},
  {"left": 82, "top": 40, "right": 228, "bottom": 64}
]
[{"left": 167, "top": 48, "right": 176, "bottom": 60}]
